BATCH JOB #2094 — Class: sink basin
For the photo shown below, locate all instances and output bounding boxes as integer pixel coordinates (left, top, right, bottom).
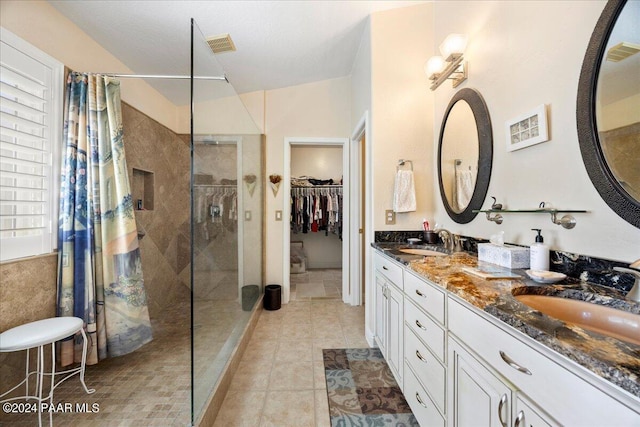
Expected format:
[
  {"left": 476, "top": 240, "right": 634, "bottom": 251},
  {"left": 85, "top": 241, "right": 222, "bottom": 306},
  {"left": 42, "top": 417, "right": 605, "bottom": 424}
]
[
  {"left": 399, "top": 248, "right": 447, "bottom": 257},
  {"left": 515, "top": 295, "right": 640, "bottom": 346}
]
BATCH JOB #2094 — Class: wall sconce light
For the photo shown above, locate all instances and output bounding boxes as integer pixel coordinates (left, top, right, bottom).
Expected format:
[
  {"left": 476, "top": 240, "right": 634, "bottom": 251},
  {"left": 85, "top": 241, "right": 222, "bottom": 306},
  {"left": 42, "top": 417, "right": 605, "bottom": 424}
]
[{"left": 425, "top": 33, "right": 468, "bottom": 91}]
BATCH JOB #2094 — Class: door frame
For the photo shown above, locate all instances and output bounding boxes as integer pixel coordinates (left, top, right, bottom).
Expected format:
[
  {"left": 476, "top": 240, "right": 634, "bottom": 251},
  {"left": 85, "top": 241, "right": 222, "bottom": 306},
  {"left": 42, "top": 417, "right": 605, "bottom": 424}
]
[
  {"left": 283, "top": 137, "right": 350, "bottom": 304},
  {"left": 350, "top": 111, "right": 374, "bottom": 345}
]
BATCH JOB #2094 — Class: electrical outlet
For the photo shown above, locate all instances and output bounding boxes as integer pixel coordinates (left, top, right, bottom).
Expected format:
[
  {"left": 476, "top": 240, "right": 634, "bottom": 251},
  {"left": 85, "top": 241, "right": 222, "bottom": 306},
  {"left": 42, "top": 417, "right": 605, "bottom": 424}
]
[{"left": 385, "top": 210, "right": 396, "bottom": 225}]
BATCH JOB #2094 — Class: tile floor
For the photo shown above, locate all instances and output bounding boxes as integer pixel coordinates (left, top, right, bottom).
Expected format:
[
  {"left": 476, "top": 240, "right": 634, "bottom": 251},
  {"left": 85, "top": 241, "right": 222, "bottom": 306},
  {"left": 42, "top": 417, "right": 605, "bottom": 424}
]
[
  {"left": 0, "top": 269, "right": 366, "bottom": 427},
  {"left": 1, "top": 287, "right": 193, "bottom": 427},
  {"left": 290, "top": 268, "right": 343, "bottom": 300},
  {"left": 213, "top": 289, "right": 368, "bottom": 426}
]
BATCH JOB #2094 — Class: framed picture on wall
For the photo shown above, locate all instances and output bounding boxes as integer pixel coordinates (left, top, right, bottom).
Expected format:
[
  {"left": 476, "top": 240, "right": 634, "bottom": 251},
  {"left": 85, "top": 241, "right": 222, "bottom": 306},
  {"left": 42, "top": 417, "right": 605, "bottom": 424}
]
[{"left": 506, "top": 104, "right": 549, "bottom": 151}]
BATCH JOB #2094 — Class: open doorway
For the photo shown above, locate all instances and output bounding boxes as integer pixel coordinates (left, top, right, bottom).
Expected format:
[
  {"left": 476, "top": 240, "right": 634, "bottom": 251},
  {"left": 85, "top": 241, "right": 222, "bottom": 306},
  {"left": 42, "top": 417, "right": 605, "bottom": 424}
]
[{"left": 283, "top": 138, "right": 350, "bottom": 304}]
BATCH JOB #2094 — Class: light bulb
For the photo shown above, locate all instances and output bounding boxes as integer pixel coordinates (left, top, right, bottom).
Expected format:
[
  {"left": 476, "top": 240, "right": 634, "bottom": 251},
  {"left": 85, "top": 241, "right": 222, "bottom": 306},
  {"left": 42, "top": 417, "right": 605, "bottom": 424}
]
[
  {"left": 439, "top": 34, "right": 467, "bottom": 60},
  {"left": 425, "top": 56, "right": 445, "bottom": 77}
]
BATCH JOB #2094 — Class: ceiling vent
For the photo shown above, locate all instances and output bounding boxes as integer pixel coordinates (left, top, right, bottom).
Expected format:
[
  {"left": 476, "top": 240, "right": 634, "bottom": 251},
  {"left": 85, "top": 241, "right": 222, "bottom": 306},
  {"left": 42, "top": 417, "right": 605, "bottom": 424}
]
[
  {"left": 206, "top": 34, "right": 236, "bottom": 54},
  {"left": 606, "top": 41, "right": 640, "bottom": 62}
]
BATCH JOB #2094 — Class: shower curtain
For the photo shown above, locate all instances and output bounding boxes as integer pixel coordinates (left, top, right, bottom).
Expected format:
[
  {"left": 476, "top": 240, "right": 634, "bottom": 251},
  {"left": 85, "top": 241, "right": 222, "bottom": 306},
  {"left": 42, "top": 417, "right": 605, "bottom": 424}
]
[{"left": 57, "top": 72, "right": 152, "bottom": 366}]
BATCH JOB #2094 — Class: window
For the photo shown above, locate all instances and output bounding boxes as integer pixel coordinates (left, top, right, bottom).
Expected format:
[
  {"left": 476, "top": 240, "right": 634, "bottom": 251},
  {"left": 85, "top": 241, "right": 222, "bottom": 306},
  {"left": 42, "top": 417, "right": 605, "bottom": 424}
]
[{"left": 0, "top": 28, "right": 63, "bottom": 262}]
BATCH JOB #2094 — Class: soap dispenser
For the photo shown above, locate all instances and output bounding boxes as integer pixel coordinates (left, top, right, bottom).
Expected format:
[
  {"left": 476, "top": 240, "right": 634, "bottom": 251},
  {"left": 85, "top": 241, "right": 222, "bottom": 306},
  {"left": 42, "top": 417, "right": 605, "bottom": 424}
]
[{"left": 530, "top": 229, "right": 550, "bottom": 271}]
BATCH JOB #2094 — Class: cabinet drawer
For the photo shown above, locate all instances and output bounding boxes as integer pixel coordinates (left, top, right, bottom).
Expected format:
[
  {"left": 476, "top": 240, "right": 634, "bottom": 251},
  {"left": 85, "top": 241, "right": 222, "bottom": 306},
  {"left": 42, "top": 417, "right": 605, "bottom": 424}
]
[
  {"left": 405, "top": 270, "right": 445, "bottom": 324},
  {"left": 404, "top": 298, "right": 445, "bottom": 361},
  {"left": 403, "top": 362, "right": 445, "bottom": 427},
  {"left": 448, "top": 297, "right": 640, "bottom": 426},
  {"left": 405, "top": 326, "right": 446, "bottom": 412},
  {"left": 374, "top": 251, "right": 403, "bottom": 288}
]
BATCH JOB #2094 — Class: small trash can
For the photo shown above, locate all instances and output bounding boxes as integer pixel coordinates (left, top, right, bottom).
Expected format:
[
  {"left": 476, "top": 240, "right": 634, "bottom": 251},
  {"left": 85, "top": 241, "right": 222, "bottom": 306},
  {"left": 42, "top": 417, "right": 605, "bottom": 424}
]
[
  {"left": 264, "top": 284, "right": 281, "bottom": 311},
  {"left": 242, "top": 285, "right": 259, "bottom": 311}
]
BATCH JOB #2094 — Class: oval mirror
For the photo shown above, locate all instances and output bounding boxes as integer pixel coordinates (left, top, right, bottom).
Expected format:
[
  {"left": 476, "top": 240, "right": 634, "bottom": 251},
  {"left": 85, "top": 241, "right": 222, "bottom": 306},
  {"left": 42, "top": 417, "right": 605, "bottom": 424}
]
[
  {"left": 438, "top": 88, "right": 493, "bottom": 223},
  {"left": 577, "top": 0, "right": 640, "bottom": 228}
]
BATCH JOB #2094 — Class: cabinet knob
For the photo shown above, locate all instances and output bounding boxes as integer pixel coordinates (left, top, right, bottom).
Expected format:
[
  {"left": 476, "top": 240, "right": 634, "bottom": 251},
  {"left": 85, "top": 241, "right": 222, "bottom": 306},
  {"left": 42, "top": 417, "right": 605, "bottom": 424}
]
[{"left": 382, "top": 266, "right": 389, "bottom": 270}]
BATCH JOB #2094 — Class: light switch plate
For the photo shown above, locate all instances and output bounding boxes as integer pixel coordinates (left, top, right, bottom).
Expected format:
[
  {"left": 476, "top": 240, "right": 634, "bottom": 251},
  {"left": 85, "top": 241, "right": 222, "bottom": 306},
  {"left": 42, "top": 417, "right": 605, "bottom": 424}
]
[
  {"left": 245, "top": 210, "right": 251, "bottom": 221},
  {"left": 385, "top": 210, "right": 396, "bottom": 225},
  {"left": 275, "top": 210, "right": 282, "bottom": 221}
]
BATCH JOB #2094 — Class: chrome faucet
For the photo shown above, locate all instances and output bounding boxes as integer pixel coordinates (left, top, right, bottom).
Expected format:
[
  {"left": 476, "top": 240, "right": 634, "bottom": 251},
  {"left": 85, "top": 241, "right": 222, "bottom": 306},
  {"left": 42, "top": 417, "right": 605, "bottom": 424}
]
[
  {"left": 435, "top": 228, "right": 454, "bottom": 251},
  {"left": 613, "top": 258, "right": 640, "bottom": 302}
]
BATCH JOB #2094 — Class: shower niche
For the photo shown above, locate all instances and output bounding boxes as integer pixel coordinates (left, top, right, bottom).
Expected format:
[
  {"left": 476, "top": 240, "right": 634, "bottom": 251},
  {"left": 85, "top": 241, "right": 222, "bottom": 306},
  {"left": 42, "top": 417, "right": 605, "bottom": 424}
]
[{"left": 131, "top": 168, "right": 154, "bottom": 211}]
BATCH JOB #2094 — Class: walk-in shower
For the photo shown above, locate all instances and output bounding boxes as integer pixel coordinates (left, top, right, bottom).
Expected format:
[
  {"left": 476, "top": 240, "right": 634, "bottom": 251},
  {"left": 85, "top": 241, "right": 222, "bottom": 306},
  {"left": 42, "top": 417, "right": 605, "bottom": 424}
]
[{"left": 0, "top": 15, "right": 262, "bottom": 426}]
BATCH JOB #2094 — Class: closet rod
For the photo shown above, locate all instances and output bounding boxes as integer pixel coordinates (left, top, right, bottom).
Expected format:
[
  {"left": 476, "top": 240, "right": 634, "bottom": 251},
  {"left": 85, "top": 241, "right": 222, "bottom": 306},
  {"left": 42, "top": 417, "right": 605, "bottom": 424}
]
[{"left": 91, "top": 73, "right": 228, "bottom": 82}]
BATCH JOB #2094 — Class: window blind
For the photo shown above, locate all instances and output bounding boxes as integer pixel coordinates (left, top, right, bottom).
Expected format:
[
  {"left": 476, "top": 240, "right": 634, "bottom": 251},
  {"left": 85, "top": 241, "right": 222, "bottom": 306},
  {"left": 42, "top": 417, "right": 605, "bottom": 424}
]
[{"left": 0, "top": 29, "right": 61, "bottom": 261}]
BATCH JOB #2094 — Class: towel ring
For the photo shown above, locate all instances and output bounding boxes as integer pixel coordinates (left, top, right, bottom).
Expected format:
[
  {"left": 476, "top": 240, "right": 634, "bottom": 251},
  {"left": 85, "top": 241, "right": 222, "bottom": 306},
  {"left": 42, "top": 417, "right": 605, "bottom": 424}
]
[{"left": 397, "top": 159, "right": 413, "bottom": 171}]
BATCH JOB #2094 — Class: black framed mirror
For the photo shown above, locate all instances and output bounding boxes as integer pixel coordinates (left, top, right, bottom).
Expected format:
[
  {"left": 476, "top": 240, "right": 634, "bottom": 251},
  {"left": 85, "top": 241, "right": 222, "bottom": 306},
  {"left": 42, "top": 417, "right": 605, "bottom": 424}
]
[
  {"left": 438, "top": 88, "right": 493, "bottom": 224},
  {"left": 577, "top": 0, "right": 640, "bottom": 228}
]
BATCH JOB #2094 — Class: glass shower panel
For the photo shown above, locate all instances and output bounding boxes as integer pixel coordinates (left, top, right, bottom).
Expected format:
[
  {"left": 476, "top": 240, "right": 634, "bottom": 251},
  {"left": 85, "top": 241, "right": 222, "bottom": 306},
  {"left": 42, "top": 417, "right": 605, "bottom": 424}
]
[{"left": 190, "top": 19, "right": 263, "bottom": 423}]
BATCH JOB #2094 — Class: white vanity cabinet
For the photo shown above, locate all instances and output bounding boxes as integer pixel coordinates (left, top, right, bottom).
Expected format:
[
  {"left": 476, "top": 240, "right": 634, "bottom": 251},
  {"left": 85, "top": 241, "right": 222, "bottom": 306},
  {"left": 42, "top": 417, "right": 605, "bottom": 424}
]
[
  {"left": 403, "top": 271, "right": 448, "bottom": 426},
  {"left": 448, "top": 336, "right": 557, "bottom": 427},
  {"left": 448, "top": 337, "right": 514, "bottom": 427},
  {"left": 373, "top": 251, "right": 404, "bottom": 384},
  {"left": 371, "top": 249, "right": 640, "bottom": 427},
  {"left": 448, "top": 297, "right": 640, "bottom": 426}
]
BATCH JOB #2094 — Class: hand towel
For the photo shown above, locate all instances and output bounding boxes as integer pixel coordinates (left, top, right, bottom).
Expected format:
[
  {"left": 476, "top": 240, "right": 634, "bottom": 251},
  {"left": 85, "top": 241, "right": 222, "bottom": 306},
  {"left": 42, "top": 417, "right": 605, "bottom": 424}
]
[
  {"left": 454, "top": 169, "right": 475, "bottom": 210},
  {"left": 393, "top": 170, "right": 417, "bottom": 212}
]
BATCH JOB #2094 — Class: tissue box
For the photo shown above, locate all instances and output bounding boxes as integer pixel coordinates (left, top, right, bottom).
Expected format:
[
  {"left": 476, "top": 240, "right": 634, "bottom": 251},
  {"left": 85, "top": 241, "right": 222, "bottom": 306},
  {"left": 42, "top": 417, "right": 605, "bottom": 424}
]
[{"left": 478, "top": 243, "right": 530, "bottom": 269}]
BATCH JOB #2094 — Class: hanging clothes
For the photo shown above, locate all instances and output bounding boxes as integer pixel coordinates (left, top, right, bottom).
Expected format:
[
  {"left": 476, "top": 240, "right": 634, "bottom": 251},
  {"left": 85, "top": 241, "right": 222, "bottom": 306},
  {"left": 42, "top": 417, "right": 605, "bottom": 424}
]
[
  {"left": 193, "top": 184, "right": 238, "bottom": 238},
  {"left": 290, "top": 185, "right": 343, "bottom": 239}
]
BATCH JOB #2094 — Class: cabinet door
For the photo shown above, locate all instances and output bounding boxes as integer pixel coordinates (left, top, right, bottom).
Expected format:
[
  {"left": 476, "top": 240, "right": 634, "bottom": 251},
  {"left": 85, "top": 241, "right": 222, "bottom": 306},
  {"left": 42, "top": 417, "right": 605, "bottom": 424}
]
[
  {"left": 449, "top": 338, "right": 512, "bottom": 427},
  {"left": 386, "top": 282, "right": 403, "bottom": 385},
  {"left": 374, "top": 272, "right": 387, "bottom": 356},
  {"left": 513, "top": 394, "right": 558, "bottom": 427}
]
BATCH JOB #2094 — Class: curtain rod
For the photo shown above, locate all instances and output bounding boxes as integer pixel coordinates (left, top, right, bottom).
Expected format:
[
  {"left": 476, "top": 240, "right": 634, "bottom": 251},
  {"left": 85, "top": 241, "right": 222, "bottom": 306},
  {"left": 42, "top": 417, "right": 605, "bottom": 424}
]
[{"left": 95, "top": 73, "right": 228, "bottom": 82}]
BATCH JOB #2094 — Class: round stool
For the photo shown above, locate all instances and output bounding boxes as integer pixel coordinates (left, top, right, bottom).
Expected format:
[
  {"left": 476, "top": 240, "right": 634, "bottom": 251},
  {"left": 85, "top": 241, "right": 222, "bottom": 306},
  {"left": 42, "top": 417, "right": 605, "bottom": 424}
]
[{"left": 0, "top": 317, "right": 95, "bottom": 426}]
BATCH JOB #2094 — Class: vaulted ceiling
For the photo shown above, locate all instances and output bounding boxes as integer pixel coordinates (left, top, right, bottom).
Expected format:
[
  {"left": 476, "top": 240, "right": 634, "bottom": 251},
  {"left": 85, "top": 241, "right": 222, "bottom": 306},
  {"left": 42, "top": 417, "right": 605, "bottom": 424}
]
[{"left": 50, "top": 0, "right": 427, "bottom": 104}]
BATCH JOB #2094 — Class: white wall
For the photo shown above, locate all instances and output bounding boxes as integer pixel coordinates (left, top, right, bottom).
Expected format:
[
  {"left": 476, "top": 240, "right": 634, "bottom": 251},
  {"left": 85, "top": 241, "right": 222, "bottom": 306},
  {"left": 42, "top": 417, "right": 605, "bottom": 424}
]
[
  {"left": 351, "top": 18, "right": 372, "bottom": 129},
  {"left": 176, "top": 90, "right": 265, "bottom": 135},
  {"left": 430, "top": 0, "right": 640, "bottom": 263},
  {"left": 264, "top": 77, "right": 352, "bottom": 292},
  {"left": 370, "top": 3, "right": 437, "bottom": 231}
]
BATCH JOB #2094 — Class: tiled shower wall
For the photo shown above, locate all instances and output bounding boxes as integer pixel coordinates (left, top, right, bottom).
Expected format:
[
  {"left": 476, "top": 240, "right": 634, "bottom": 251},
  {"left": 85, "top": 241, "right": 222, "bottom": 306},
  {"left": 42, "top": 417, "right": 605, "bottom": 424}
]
[
  {"left": 0, "top": 102, "right": 191, "bottom": 397},
  {"left": 122, "top": 103, "right": 192, "bottom": 319}
]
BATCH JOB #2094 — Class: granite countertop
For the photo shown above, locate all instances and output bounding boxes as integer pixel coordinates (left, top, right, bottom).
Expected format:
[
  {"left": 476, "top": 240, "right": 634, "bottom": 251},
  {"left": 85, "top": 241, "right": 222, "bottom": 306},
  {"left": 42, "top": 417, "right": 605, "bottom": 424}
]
[{"left": 372, "top": 242, "right": 640, "bottom": 398}]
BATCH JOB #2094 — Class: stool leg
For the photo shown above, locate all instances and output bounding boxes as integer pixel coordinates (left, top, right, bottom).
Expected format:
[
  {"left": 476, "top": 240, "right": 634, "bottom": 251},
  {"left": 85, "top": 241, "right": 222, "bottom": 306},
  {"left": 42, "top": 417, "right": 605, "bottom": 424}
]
[
  {"left": 79, "top": 328, "right": 95, "bottom": 394},
  {"left": 48, "top": 342, "right": 54, "bottom": 427},
  {"left": 37, "top": 345, "right": 44, "bottom": 427},
  {"left": 25, "top": 348, "right": 31, "bottom": 397}
]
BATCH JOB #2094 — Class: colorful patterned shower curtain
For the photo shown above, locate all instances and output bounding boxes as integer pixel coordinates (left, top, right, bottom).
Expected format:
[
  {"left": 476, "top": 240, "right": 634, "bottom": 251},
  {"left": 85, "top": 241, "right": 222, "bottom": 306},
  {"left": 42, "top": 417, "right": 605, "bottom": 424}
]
[{"left": 57, "top": 72, "right": 152, "bottom": 366}]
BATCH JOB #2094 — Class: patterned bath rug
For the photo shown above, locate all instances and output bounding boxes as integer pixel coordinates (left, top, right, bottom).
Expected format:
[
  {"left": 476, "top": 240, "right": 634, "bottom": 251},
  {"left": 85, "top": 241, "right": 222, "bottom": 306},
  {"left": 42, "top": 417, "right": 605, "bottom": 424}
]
[{"left": 323, "top": 348, "right": 419, "bottom": 426}]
